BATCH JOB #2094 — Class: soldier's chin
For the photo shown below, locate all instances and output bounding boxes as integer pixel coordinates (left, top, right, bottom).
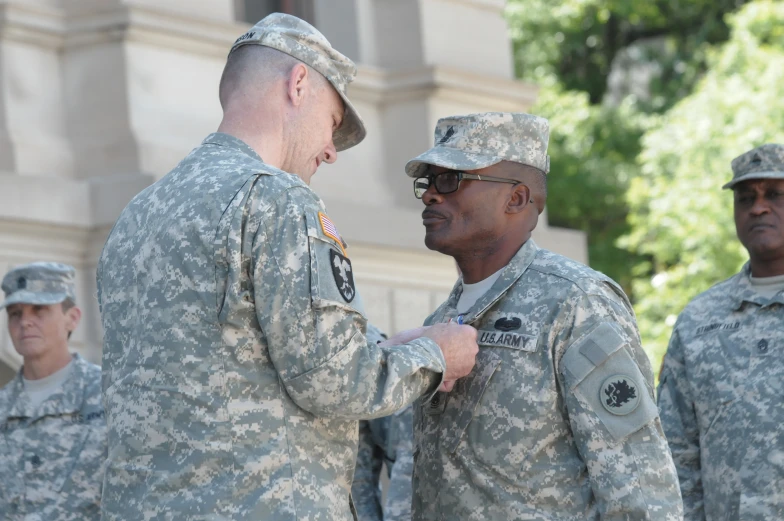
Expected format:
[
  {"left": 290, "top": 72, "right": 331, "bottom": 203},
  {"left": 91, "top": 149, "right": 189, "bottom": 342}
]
[{"left": 424, "top": 230, "right": 451, "bottom": 254}]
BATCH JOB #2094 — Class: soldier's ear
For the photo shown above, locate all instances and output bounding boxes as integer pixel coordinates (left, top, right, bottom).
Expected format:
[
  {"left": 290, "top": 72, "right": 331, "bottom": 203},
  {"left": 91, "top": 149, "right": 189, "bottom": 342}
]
[
  {"left": 506, "top": 184, "right": 531, "bottom": 214},
  {"left": 64, "top": 306, "right": 82, "bottom": 334},
  {"left": 287, "top": 63, "right": 310, "bottom": 107}
]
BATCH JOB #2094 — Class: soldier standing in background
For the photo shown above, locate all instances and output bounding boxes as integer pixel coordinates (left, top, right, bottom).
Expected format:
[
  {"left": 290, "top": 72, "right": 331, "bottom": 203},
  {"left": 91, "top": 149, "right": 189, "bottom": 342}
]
[
  {"left": 0, "top": 262, "right": 105, "bottom": 520},
  {"left": 658, "top": 144, "right": 784, "bottom": 520},
  {"left": 353, "top": 324, "right": 415, "bottom": 521},
  {"left": 406, "top": 112, "right": 683, "bottom": 520},
  {"left": 96, "top": 13, "right": 477, "bottom": 521}
]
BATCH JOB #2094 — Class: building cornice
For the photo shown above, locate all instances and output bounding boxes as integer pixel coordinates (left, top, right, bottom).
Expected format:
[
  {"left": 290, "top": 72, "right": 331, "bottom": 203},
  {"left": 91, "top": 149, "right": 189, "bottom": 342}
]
[
  {"left": 0, "top": 219, "right": 94, "bottom": 266},
  {"left": 350, "top": 65, "right": 538, "bottom": 109},
  {"left": 424, "top": 0, "right": 506, "bottom": 14},
  {"left": 0, "top": 1, "right": 535, "bottom": 109},
  {"left": 0, "top": 1, "right": 62, "bottom": 48},
  {"left": 0, "top": 1, "right": 245, "bottom": 55}
]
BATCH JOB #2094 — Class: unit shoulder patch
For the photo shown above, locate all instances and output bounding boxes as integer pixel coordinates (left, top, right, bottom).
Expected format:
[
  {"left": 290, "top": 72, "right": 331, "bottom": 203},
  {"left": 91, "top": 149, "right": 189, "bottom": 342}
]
[
  {"left": 600, "top": 374, "right": 640, "bottom": 416},
  {"left": 330, "top": 250, "right": 355, "bottom": 303}
]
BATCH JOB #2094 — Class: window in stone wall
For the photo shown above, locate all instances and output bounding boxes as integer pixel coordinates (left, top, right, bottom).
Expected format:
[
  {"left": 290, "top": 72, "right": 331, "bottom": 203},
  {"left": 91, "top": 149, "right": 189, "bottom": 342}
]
[{"left": 236, "top": 0, "right": 315, "bottom": 25}]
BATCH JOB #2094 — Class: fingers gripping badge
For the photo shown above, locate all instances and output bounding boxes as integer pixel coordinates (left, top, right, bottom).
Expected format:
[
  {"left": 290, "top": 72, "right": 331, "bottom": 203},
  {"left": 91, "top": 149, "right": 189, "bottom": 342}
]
[{"left": 330, "top": 250, "right": 356, "bottom": 302}]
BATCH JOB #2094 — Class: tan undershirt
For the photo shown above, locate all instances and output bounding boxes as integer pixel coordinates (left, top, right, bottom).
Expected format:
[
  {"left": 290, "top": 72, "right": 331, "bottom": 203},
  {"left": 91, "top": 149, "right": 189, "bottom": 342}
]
[
  {"left": 23, "top": 359, "right": 73, "bottom": 410},
  {"left": 457, "top": 267, "right": 505, "bottom": 314},
  {"left": 749, "top": 273, "right": 784, "bottom": 299}
]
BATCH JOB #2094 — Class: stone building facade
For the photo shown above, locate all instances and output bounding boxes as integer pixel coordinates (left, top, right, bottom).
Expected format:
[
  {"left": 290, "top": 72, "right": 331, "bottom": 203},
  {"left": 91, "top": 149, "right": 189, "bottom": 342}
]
[{"left": 0, "top": 0, "right": 586, "bottom": 383}]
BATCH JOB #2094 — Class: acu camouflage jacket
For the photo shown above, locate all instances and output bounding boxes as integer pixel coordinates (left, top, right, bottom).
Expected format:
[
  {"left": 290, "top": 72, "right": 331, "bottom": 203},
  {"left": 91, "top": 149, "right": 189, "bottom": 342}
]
[
  {"left": 413, "top": 240, "right": 683, "bottom": 521},
  {"left": 658, "top": 265, "right": 784, "bottom": 521},
  {"left": 0, "top": 354, "right": 105, "bottom": 521},
  {"left": 96, "top": 133, "right": 445, "bottom": 521}
]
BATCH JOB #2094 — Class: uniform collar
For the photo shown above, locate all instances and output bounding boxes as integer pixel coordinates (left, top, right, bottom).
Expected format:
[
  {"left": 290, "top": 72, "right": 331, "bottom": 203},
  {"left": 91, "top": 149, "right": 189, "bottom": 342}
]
[
  {"left": 446, "top": 239, "right": 540, "bottom": 325},
  {"left": 729, "top": 263, "right": 784, "bottom": 310},
  {"left": 3, "top": 353, "right": 90, "bottom": 421},
  {"left": 202, "top": 132, "right": 263, "bottom": 163}
]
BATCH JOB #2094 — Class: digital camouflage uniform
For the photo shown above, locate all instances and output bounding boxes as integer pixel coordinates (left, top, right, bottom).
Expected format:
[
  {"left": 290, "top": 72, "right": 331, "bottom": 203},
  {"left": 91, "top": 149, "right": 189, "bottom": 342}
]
[
  {"left": 96, "top": 15, "right": 445, "bottom": 521},
  {"left": 0, "top": 262, "right": 106, "bottom": 520},
  {"left": 405, "top": 114, "right": 683, "bottom": 521},
  {"left": 352, "top": 324, "right": 415, "bottom": 521},
  {"left": 658, "top": 144, "right": 784, "bottom": 521}
]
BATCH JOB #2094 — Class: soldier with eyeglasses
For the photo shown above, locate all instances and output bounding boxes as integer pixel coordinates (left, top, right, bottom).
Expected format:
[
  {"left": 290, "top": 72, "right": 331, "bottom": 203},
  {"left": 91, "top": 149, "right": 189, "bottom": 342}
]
[{"left": 406, "top": 112, "right": 683, "bottom": 521}]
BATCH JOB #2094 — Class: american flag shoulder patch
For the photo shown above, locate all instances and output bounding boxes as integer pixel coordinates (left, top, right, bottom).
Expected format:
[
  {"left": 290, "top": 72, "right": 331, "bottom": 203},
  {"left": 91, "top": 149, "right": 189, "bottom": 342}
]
[{"left": 318, "top": 211, "right": 347, "bottom": 256}]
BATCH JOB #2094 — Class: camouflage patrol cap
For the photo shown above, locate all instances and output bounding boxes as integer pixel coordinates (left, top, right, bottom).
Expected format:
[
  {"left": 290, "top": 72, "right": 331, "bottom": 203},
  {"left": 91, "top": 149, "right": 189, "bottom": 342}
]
[
  {"left": 1, "top": 262, "right": 76, "bottom": 310},
  {"left": 723, "top": 143, "right": 784, "bottom": 189},
  {"left": 405, "top": 112, "right": 550, "bottom": 178},
  {"left": 231, "top": 13, "right": 366, "bottom": 152}
]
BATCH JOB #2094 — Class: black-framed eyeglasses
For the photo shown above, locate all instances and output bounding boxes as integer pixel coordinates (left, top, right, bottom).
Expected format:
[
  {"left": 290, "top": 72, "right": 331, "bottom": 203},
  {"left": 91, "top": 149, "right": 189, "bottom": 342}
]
[{"left": 413, "top": 171, "right": 521, "bottom": 199}]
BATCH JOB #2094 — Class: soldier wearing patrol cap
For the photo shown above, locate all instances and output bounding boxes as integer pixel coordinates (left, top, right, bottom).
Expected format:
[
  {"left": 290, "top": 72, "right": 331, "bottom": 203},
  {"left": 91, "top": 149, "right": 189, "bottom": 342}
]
[
  {"left": 407, "top": 112, "right": 683, "bottom": 520},
  {"left": 96, "top": 12, "right": 477, "bottom": 521},
  {"left": 658, "top": 143, "right": 784, "bottom": 521},
  {"left": 0, "top": 262, "right": 105, "bottom": 520}
]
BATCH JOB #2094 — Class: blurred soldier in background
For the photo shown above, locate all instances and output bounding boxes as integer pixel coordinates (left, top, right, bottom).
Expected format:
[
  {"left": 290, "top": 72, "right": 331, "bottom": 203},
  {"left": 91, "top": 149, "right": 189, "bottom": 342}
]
[
  {"left": 0, "top": 262, "right": 105, "bottom": 520},
  {"left": 353, "top": 324, "right": 415, "bottom": 521},
  {"left": 658, "top": 143, "right": 784, "bottom": 521}
]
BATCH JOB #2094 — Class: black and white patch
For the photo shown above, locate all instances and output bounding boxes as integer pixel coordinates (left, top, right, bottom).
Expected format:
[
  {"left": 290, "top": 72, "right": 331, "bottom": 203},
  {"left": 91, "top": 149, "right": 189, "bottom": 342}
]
[
  {"left": 17, "top": 277, "right": 26, "bottom": 290},
  {"left": 438, "top": 126, "right": 456, "bottom": 144},
  {"left": 494, "top": 316, "right": 521, "bottom": 332},
  {"left": 330, "top": 250, "right": 355, "bottom": 303},
  {"left": 600, "top": 374, "right": 640, "bottom": 416}
]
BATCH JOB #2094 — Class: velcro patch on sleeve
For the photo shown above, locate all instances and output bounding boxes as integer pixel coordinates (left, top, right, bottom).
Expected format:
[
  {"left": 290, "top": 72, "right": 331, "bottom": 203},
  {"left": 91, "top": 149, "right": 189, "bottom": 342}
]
[
  {"left": 561, "top": 322, "right": 625, "bottom": 390},
  {"left": 561, "top": 323, "right": 657, "bottom": 441},
  {"left": 318, "top": 211, "right": 347, "bottom": 256}
]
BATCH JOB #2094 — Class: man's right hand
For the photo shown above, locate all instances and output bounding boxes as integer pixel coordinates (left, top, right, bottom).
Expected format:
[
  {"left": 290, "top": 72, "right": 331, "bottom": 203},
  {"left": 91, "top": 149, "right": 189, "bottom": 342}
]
[{"left": 422, "top": 323, "right": 478, "bottom": 383}]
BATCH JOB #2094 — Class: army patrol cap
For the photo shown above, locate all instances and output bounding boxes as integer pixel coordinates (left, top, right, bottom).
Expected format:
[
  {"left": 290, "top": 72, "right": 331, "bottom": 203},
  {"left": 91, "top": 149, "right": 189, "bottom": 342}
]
[
  {"left": 1, "top": 262, "right": 76, "bottom": 310},
  {"left": 230, "top": 13, "right": 366, "bottom": 152},
  {"left": 723, "top": 143, "right": 784, "bottom": 189},
  {"left": 405, "top": 112, "right": 550, "bottom": 178}
]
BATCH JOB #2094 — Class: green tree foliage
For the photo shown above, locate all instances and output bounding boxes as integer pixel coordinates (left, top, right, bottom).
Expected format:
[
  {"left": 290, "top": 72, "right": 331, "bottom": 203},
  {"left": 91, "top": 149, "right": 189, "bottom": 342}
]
[
  {"left": 624, "top": 0, "right": 784, "bottom": 362},
  {"left": 505, "top": 0, "right": 750, "bottom": 296},
  {"left": 533, "top": 84, "right": 648, "bottom": 291},
  {"left": 506, "top": 0, "right": 784, "bottom": 373},
  {"left": 507, "top": 0, "right": 748, "bottom": 107}
]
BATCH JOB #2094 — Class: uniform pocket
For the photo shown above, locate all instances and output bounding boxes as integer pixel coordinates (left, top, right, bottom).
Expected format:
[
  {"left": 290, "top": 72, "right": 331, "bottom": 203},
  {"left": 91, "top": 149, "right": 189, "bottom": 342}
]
[
  {"left": 26, "top": 414, "right": 95, "bottom": 493},
  {"left": 441, "top": 350, "right": 502, "bottom": 454},
  {"left": 442, "top": 348, "right": 560, "bottom": 483}
]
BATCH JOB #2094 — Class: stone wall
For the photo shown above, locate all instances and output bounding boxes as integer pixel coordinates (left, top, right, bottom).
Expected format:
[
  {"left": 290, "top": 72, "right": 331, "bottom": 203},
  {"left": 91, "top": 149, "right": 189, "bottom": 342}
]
[{"left": 0, "top": 0, "right": 586, "bottom": 382}]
